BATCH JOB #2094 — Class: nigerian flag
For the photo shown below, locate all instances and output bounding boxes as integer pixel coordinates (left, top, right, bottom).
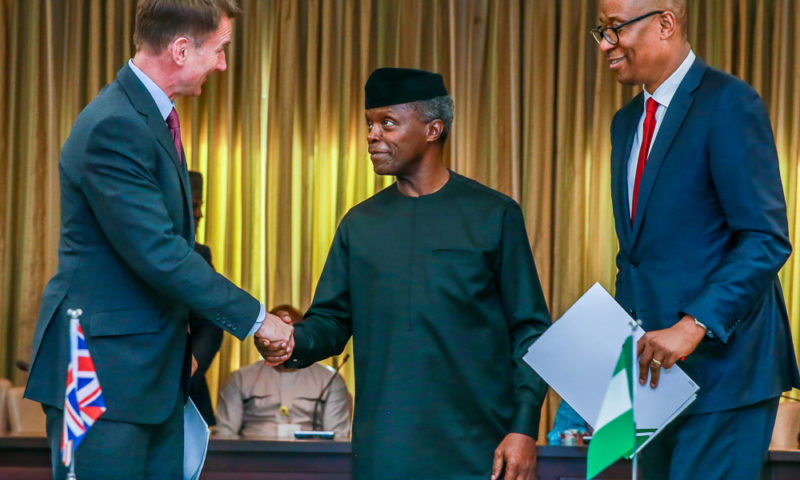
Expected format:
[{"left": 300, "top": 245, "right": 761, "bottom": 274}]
[{"left": 586, "top": 335, "right": 635, "bottom": 479}]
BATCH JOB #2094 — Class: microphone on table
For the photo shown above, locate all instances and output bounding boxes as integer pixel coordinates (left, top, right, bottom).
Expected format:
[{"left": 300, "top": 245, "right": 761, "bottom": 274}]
[{"left": 311, "top": 353, "right": 350, "bottom": 432}]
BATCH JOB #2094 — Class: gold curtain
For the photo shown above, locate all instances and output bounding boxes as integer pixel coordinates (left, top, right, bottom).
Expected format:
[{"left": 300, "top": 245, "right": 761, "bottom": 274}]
[{"left": 2, "top": 1, "right": 799, "bottom": 442}]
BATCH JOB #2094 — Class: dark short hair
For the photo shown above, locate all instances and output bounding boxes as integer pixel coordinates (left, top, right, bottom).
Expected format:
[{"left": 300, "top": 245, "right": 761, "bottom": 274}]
[
  {"left": 189, "top": 170, "right": 203, "bottom": 200},
  {"left": 133, "top": 0, "right": 241, "bottom": 53}
]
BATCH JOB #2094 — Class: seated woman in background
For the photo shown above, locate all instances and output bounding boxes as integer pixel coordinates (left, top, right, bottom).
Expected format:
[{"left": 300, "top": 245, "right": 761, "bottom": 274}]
[{"left": 214, "top": 305, "right": 352, "bottom": 439}]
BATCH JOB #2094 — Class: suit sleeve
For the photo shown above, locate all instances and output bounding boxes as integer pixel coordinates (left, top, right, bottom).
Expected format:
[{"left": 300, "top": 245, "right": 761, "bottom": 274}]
[
  {"left": 493, "top": 202, "right": 551, "bottom": 438},
  {"left": 80, "top": 115, "right": 259, "bottom": 339},
  {"left": 287, "top": 222, "right": 354, "bottom": 368},
  {"left": 683, "top": 81, "right": 792, "bottom": 342}
]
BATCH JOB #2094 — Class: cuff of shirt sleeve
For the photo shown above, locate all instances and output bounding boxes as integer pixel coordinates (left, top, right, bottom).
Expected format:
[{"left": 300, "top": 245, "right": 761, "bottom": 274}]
[
  {"left": 246, "top": 303, "right": 266, "bottom": 337},
  {"left": 509, "top": 401, "right": 541, "bottom": 439}
]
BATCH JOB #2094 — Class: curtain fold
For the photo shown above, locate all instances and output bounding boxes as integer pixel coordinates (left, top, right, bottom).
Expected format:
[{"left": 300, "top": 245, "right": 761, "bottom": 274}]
[{"left": 2, "top": 1, "right": 799, "bottom": 439}]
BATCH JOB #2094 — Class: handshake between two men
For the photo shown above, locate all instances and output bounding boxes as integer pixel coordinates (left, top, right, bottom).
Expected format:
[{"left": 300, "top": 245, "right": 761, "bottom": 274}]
[{"left": 254, "top": 310, "right": 295, "bottom": 366}]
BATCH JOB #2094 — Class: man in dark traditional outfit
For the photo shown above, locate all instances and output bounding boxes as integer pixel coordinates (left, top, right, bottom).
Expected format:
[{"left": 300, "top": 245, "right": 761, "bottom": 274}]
[{"left": 259, "top": 67, "right": 550, "bottom": 480}]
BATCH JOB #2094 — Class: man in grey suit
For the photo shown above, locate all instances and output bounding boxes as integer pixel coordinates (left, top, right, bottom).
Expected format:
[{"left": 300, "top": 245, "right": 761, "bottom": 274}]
[{"left": 24, "top": 1, "right": 292, "bottom": 478}]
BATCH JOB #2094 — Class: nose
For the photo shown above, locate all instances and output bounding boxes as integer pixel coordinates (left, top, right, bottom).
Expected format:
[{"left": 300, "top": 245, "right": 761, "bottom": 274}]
[
  {"left": 217, "top": 51, "right": 227, "bottom": 71},
  {"left": 367, "top": 125, "right": 380, "bottom": 143},
  {"left": 599, "top": 36, "right": 614, "bottom": 53}
]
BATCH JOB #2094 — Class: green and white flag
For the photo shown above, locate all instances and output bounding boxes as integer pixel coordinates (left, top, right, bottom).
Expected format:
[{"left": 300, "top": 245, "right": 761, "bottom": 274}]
[{"left": 586, "top": 335, "right": 635, "bottom": 480}]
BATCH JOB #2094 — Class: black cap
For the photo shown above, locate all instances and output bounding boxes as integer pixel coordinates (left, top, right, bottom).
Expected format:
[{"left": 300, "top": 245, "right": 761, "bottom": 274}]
[{"left": 365, "top": 67, "right": 448, "bottom": 109}]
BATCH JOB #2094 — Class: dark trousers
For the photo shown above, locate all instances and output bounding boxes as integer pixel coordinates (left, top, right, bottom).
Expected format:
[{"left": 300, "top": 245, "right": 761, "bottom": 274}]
[
  {"left": 43, "top": 393, "right": 183, "bottom": 480},
  {"left": 639, "top": 397, "right": 779, "bottom": 480}
]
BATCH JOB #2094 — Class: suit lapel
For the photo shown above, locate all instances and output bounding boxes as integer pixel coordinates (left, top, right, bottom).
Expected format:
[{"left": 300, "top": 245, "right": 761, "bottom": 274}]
[
  {"left": 178, "top": 148, "right": 196, "bottom": 244},
  {"left": 630, "top": 59, "right": 706, "bottom": 245},
  {"left": 611, "top": 97, "right": 643, "bottom": 253},
  {"left": 116, "top": 64, "right": 194, "bottom": 239}
]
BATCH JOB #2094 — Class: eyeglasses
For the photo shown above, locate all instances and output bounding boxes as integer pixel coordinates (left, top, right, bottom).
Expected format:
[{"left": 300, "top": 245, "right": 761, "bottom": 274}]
[{"left": 590, "top": 10, "right": 664, "bottom": 46}]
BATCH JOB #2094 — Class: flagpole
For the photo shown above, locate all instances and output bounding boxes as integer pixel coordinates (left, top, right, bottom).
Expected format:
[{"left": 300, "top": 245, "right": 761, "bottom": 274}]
[
  {"left": 630, "top": 318, "right": 639, "bottom": 480},
  {"left": 66, "top": 451, "right": 77, "bottom": 480},
  {"left": 66, "top": 309, "right": 82, "bottom": 480}
]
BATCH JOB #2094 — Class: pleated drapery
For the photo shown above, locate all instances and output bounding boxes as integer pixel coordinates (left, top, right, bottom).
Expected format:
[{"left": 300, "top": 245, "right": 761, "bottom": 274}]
[{"left": 2, "top": 1, "right": 799, "bottom": 440}]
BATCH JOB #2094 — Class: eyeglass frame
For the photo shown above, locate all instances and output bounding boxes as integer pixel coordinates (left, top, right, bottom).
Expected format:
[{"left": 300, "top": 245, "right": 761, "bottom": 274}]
[{"left": 590, "top": 10, "right": 665, "bottom": 46}]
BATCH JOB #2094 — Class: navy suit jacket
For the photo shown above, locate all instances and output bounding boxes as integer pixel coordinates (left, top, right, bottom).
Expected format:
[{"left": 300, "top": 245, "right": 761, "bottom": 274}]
[
  {"left": 25, "top": 64, "right": 260, "bottom": 425},
  {"left": 610, "top": 58, "right": 800, "bottom": 414}
]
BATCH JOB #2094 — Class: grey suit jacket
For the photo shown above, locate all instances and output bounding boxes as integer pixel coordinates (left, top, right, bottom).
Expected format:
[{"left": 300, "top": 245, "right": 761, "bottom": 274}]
[{"left": 25, "top": 64, "right": 259, "bottom": 424}]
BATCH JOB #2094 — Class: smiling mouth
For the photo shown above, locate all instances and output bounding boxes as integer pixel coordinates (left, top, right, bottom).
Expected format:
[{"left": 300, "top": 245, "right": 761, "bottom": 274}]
[{"left": 608, "top": 57, "right": 625, "bottom": 67}]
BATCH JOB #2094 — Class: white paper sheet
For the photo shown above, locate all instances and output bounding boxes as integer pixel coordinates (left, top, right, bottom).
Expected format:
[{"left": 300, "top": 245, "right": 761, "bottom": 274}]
[
  {"left": 524, "top": 283, "right": 699, "bottom": 450},
  {"left": 184, "top": 398, "right": 210, "bottom": 480}
]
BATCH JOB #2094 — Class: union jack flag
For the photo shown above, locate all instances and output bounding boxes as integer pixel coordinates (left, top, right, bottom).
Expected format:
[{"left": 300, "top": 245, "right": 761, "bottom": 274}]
[{"left": 61, "top": 310, "right": 106, "bottom": 467}]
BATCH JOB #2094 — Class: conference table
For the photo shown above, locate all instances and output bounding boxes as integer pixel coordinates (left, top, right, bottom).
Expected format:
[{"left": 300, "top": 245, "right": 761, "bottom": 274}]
[{"left": 1, "top": 436, "right": 798, "bottom": 479}]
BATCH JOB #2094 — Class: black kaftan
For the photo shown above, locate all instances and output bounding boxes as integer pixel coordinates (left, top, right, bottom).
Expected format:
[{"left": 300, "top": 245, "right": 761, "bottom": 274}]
[{"left": 287, "top": 172, "right": 550, "bottom": 480}]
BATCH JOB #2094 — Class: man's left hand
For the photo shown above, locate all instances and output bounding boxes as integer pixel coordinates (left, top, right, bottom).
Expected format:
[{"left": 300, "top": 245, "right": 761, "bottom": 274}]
[
  {"left": 491, "top": 433, "right": 537, "bottom": 480},
  {"left": 637, "top": 315, "right": 706, "bottom": 388}
]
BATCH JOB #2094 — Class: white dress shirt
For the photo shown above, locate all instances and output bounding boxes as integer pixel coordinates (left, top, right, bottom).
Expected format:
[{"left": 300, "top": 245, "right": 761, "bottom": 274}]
[{"left": 627, "top": 50, "right": 697, "bottom": 215}]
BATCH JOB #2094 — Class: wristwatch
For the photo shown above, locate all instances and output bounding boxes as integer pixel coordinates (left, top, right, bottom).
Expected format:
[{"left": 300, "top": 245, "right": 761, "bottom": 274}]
[{"left": 693, "top": 317, "right": 714, "bottom": 338}]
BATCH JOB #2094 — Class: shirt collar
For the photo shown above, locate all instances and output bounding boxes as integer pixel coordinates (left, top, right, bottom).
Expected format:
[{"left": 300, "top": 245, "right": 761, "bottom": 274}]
[
  {"left": 643, "top": 50, "right": 696, "bottom": 108},
  {"left": 128, "top": 59, "right": 174, "bottom": 121}
]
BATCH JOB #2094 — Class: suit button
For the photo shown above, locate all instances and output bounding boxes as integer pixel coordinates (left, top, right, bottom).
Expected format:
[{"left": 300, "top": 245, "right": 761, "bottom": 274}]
[
  {"left": 631, "top": 262, "right": 639, "bottom": 268},
  {"left": 231, "top": 326, "right": 238, "bottom": 331}
]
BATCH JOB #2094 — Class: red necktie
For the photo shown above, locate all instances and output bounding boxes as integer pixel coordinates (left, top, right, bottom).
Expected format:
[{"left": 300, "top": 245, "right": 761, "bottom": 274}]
[
  {"left": 631, "top": 97, "right": 659, "bottom": 224},
  {"left": 166, "top": 108, "right": 184, "bottom": 164}
]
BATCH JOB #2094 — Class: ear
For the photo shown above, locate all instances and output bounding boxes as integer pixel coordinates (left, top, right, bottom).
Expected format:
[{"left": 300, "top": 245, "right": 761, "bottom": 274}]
[
  {"left": 658, "top": 11, "right": 678, "bottom": 40},
  {"left": 425, "top": 119, "right": 444, "bottom": 143},
  {"left": 169, "top": 36, "right": 192, "bottom": 66}
]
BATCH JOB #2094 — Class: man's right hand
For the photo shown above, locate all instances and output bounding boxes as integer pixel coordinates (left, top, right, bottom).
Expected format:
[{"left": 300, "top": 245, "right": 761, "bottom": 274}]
[
  {"left": 637, "top": 315, "right": 706, "bottom": 388},
  {"left": 254, "top": 312, "right": 294, "bottom": 366}
]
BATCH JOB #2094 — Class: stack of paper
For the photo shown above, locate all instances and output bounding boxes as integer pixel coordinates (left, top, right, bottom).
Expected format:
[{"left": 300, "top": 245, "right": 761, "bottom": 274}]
[
  {"left": 184, "top": 398, "right": 210, "bottom": 480},
  {"left": 524, "top": 283, "right": 698, "bottom": 451}
]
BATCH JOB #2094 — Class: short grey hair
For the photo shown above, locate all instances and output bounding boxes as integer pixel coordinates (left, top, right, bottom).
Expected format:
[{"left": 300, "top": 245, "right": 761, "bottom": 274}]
[{"left": 407, "top": 95, "right": 454, "bottom": 143}]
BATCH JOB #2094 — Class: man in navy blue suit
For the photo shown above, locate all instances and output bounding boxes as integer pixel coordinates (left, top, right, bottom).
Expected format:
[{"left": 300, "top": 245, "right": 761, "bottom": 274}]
[
  {"left": 24, "top": 1, "right": 292, "bottom": 478},
  {"left": 594, "top": 1, "right": 800, "bottom": 478}
]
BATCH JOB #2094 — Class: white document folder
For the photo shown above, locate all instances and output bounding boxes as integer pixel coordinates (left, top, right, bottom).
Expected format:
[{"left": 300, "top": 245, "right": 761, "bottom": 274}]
[
  {"left": 184, "top": 398, "right": 210, "bottom": 480},
  {"left": 524, "top": 283, "right": 699, "bottom": 451}
]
